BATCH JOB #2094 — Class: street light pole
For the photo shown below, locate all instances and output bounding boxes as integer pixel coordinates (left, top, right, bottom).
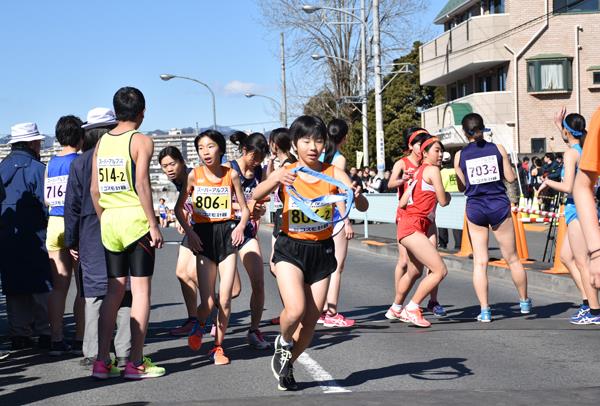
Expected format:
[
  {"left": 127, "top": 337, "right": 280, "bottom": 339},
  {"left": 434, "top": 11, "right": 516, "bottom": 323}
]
[
  {"left": 244, "top": 93, "right": 285, "bottom": 126},
  {"left": 360, "top": 0, "right": 369, "bottom": 167},
  {"left": 302, "top": 3, "right": 370, "bottom": 168},
  {"left": 160, "top": 74, "right": 217, "bottom": 130},
  {"left": 281, "top": 32, "right": 288, "bottom": 127},
  {"left": 372, "top": 0, "right": 385, "bottom": 176}
]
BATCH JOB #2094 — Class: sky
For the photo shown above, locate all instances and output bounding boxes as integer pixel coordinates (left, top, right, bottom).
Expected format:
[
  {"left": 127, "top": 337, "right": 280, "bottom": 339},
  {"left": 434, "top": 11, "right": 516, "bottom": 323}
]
[{"left": 0, "top": 0, "right": 445, "bottom": 136}]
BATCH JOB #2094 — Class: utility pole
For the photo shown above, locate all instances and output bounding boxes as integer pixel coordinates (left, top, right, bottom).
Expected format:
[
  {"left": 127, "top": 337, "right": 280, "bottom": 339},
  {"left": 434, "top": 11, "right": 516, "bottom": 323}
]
[
  {"left": 372, "top": 0, "right": 385, "bottom": 175},
  {"left": 280, "top": 32, "right": 288, "bottom": 127},
  {"left": 360, "top": 0, "right": 369, "bottom": 167}
]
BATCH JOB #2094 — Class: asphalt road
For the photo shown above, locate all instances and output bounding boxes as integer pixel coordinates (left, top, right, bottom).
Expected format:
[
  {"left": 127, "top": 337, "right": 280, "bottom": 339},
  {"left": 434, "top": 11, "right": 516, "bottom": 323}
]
[{"left": 1, "top": 227, "right": 599, "bottom": 405}]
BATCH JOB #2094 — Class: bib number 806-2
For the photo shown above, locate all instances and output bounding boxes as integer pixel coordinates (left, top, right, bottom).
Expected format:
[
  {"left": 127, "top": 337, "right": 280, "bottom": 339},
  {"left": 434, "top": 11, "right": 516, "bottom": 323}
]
[{"left": 290, "top": 208, "right": 331, "bottom": 224}]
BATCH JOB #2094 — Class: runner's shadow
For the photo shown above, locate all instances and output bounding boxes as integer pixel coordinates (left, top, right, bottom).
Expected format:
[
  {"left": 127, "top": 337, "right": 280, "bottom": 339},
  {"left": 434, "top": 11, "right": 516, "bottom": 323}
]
[
  {"left": 300, "top": 357, "right": 473, "bottom": 390},
  {"left": 335, "top": 305, "right": 389, "bottom": 323},
  {"left": 446, "top": 301, "right": 573, "bottom": 322}
]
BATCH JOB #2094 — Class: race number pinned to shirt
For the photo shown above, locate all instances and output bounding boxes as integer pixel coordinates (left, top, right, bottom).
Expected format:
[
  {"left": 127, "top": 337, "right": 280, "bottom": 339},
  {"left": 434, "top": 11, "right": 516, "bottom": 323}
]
[
  {"left": 271, "top": 189, "right": 283, "bottom": 210},
  {"left": 193, "top": 185, "right": 231, "bottom": 220},
  {"left": 98, "top": 157, "right": 130, "bottom": 193},
  {"left": 465, "top": 155, "right": 500, "bottom": 185},
  {"left": 288, "top": 199, "right": 332, "bottom": 233},
  {"left": 234, "top": 191, "right": 254, "bottom": 219},
  {"left": 45, "top": 175, "right": 68, "bottom": 207}
]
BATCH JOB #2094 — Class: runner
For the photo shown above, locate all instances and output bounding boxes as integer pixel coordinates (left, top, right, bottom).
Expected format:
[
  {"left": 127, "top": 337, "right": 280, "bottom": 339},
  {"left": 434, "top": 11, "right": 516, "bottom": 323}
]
[
  {"left": 454, "top": 113, "right": 531, "bottom": 322},
  {"left": 64, "top": 107, "right": 131, "bottom": 368},
  {"left": 225, "top": 131, "right": 271, "bottom": 349},
  {"left": 158, "top": 198, "right": 168, "bottom": 228},
  {"left": 539, "top": 108, "right": 600, "bottom": 324},
  {"left": 385, "top": 128, "right": 445, "bottom": 320},
  {"left": 91, "top": 87, "right": 165, "bottom": 379},
  {"left": 253, "top": 115, "right": 368, "bottom": 391},
  {"left": 175, "top": 129, "right": 250, "bottom": 366},
  {"left": 266, "top": 128, "right": 296, "bottom": 326},
  {"left": 45, "top": 115, "right": 85, "bottom": 355},
  {"left": 317, "top": 119, "right": 355, "bottom": 328},
  {"left": 396, "top": 136, "right": 450, "bottom": 328},
  {"left": 159, "top": 146, "right": 198, "bottom": 336},
  {"left": 574, "top": 106, "right": 600, "bottom": 290}
]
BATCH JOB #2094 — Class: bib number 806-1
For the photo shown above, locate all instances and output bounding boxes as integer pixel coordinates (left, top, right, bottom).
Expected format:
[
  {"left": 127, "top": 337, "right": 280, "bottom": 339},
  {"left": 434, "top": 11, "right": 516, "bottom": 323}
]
[{"left": 195, "top": 195, "right": 228, "bottom": 210}]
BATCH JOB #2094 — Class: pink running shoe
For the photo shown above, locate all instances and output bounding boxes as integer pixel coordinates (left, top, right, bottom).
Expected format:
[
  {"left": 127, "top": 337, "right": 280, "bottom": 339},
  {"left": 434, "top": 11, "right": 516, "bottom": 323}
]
[
  {"left": 399, "top": 308, "right": 431, "bottom": 328},
  {"left": 91, "top": 359, "right": 121, "bottom": 379},
  {"left": 322, "top": 313, "right": 355, "bottom": 328},
  {"left": 317, "top": 312, "right": 326, "bottom": 325},
  {"left": 384, "top": 306, "right": 403, "bottom": 320},
  {"left": 169, "top": 318, "right": 196, "bottom": 337}
]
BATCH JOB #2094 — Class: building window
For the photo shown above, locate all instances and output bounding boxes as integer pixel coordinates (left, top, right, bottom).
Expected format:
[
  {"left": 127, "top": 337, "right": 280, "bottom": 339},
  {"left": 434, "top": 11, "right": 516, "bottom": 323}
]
[
  {"left": 531, "top": 138, "right": 546, "bottom": 154},
  {"left": 554, "top": 0, "right": 600, "bottom": 13},
  {"left": 527, "top": 58, "right": 572, "bottom": 92},
  {"left": 497, "top": 66, "right": 507, "bottom": 91},
  {"left": 594, "top": 71, "right": 600, "bottom": 85},
  {"left": 478, "top": 76, "right": 493, "bottom": 92},
  {"left": 490, "top": 0, "right": 505, "bottom": 13}
]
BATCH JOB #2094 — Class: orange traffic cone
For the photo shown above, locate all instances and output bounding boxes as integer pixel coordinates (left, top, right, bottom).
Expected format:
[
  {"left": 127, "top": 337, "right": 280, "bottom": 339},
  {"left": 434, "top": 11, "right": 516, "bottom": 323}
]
[
  {"left": 455, "top": 215, "right": 472, "bottom": 257},
  {"left": 544, "top": 205, "right": 569, "bottom": 274},
  {"left": 511, "top": 207, "right": 530, "bottom": 261}
]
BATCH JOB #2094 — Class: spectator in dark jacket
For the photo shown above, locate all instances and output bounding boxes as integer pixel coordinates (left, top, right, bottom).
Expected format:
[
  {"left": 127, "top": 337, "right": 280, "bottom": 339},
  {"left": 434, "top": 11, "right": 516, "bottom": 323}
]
[
  {"left": 0, "top": 123, "right": 51, "bottom": 350},
  {"left": 63, "top": 108, "right": 131, "bottom": 367}
]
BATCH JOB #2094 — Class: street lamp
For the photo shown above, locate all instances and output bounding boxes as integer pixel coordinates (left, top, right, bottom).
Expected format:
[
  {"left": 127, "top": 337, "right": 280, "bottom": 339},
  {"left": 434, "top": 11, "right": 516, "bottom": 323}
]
[
  {"left": 160, "top": 73, "right": 217, "bottom": 130},
  {"left": 302, "top": 1, "right": 372, "bottom": 170},
  {"left": 245, "top": 93, "right": 286, "bottom": 126}
]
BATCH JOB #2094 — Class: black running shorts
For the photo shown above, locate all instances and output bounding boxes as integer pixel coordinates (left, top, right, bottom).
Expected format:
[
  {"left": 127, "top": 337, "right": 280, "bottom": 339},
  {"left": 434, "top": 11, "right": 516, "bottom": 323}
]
[
  {"left": 272, "top": 234, "right": 337, "bottom": 285},
  {"left": 105, "top": 233, "right": 155, "bottom": 278},
  {"left": 192, "top": 220, "right": 237, "bottom": 264}
]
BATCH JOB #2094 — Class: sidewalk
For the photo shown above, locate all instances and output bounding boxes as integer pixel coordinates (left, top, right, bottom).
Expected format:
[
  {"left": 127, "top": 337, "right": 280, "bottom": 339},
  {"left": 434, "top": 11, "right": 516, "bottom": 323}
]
[{"left": 345, "top": 222, "right": 579, "bottom": 299}]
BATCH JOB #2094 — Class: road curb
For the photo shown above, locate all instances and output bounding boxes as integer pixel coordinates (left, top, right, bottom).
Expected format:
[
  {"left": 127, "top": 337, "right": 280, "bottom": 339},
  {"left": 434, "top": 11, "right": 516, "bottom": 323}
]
[{"left": 348, "top": 236, "right": 579, "bottom": 299}]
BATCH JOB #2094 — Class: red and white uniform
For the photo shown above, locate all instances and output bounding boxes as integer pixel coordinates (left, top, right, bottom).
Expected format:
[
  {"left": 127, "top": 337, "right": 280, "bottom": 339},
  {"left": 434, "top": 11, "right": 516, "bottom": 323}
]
[
  {"left": 396, "top": 163, "right": 437, "bottom": 241},
  {"left": 395, "top": 156, "right": 420, "bottom": 224}
]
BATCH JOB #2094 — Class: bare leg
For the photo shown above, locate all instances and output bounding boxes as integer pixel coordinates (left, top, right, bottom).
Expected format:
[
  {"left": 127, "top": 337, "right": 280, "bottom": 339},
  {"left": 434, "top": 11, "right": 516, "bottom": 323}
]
[
  {"left": 48, "top": 249, "right": 74, "bottom": 342},
  {"left": 175, "top": 245, "right": 198, "bottom": 317},
  {"left": 97, "top": 277, "right": 127, "bottom": 362},
  {"left": 128, "top": 276, "right": 152, "bottom": 363},
  {"left": 275, "top": 262, "right": 306, "bottom": 343},
  {"left": 569, "top": 220, "right": 600, "bottom": 309},
  {"left": 324, "top": 228, "right": 348, "bottom": 316},
  {"left": 560, "top": 232, "right": 587, "bottom": 300},
  {"left": 214, "top": 254, "right": 237, "bottom": 347},
  {"left": 291, "top": 277, "right": 330, "bottom": 362},
  {"left": 467, "top": 220, "right": 491, "bottom": 309},
  {"left": 239, "top": 239, "right": 265, "bottom": 331},
  {"left": 491, "top": 216, "right": 528, "bottom": 300}
]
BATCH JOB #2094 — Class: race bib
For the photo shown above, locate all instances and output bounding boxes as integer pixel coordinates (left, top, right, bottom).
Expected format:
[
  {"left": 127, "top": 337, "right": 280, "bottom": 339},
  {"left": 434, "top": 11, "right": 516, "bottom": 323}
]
[
  {"left": 271, "top": 190, "right": 283, "bottom": 209},
  {"left": 406, "top": 180, "right": 417, "bottom": 206},
  {"left": 288, "top": 200, "right": 333, "bottom": 233},
  {"left": 465, "top": 155, "right": 500, "bottom": 185},
  {"left": 45, "top": 175, "right": 68, "bottom": 207},
  {"left": 234, "top": 191, "right": 254, "bottom": 219},
  {"left": 98, "top": 157, "right": 130, "bottom": 193},
  {"left": 193, "top": 185, "right": 231, "bottom": 220}
]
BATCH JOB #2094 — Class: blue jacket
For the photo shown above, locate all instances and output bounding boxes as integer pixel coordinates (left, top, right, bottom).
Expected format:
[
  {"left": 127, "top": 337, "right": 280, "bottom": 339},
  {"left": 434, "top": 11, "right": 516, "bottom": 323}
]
[
  {"left": 64, "top": 149, "right": 107, "bottom": 297},
  {"left": 0, "top": 148, "right": 52, "bottom": 295}
]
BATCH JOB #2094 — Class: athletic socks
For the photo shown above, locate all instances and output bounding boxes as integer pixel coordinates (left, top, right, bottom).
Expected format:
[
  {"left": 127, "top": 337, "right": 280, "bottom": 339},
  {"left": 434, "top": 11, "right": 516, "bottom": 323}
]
[
  {"left": 405, "top": 301, "right": 420, "bottom": 311},
  {"left": 590, "top": 308, "right": 600, "bottom": 316},
  {"left": 391, "top": 303, "right": 402, "bottom": 311},
  {"left": 583, "top": 299, "right": 590, "bottom": 307}
]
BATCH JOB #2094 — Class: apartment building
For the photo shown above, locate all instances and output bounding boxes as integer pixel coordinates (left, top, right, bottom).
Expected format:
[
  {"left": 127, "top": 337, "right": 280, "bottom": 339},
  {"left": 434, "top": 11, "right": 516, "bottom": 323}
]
[{"left": 420, "top": 0, "right": 600, "bottom": 154}]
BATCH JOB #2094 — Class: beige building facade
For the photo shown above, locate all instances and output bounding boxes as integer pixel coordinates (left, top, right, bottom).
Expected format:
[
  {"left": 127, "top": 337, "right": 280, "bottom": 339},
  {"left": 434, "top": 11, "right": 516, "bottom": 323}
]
[{"left": 420, "top": 0, "right": 600, "bottom": 154}]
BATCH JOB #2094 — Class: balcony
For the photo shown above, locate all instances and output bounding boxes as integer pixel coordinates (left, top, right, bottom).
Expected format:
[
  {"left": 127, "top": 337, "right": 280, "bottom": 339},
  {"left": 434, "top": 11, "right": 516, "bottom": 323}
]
[
  {"left": 421, "top": 91, "right": 514, "bottom": 141},
  {"left": 420, "top": 14, "right": 511, "bottom": 86}
]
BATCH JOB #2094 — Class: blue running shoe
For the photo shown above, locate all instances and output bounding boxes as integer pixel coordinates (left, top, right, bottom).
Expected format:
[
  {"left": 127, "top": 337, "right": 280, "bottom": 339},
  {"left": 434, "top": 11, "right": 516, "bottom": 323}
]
[
  {"left": 519, "top": 298, "right": 532, "bottom": 314},
  {"left": 477, "top": 308, "right": 492, "bottom": 323},
  {"left": 570, "top": 305, "right": 590, "bottom": 324},
  {"left": 571, "top": 308, "right": 592, "bottom": 325},
  {"left": 426, "top": 301, "right": 447, "bottom": 317},
  {"left": 585, "top": 313, "right": 600, "bottom": 325}
]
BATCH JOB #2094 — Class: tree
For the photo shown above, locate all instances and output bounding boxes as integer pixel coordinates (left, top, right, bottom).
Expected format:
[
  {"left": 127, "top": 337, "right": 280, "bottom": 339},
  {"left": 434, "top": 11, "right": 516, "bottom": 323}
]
[
  {"left": 342, "top": 41, "right": 444, "bottom": 169},
  {"left": 258, "top": 0, "right": 428, "bottom": 122}
]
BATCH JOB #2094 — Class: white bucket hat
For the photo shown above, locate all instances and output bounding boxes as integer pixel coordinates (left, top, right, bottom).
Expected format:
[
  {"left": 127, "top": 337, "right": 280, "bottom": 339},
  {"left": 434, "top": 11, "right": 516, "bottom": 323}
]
[
  {"left": 82, "top": 107, "right": 117, "bottom": 129},
  {"left": 9, "top": 122, "right": 45, "bottom": 144}
]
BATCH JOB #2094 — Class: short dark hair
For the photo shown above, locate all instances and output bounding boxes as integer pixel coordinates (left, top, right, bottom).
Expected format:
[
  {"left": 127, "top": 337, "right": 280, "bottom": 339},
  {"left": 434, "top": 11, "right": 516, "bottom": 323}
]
[
  {"left": 230, "top": 131, "right": 269, "bottom": 158},
  {"left": 82, "top": 125, "right": 115, "bottom": 152},
  {"left": 55, "top": 115, "right": 84, "bottom": 147},
  {"left": 158, "top": 146, "right": 185, "bottom": 164},
  {"left": 289, "top": 115, "right": 327, "bottom": 145},
  {"left": 544, "top": 152, "right": 555, "bottom": 161},
  {"left": 113, "top": 86, "right": 145, "bottom": 122},
  {"left": 522, "top": 156, "right": 530, "bottom": 162},
  {"left": 195, "top": 130, "right": 226, "bottom": 158}
]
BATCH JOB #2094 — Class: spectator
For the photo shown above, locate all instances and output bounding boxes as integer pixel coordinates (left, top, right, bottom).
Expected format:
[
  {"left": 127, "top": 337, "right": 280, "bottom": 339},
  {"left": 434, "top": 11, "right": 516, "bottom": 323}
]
[
  {"left": 380, "top": 170, "right": 392, "bottom": 193},
  {"left": 367, "top": 169, "right": 383, "bottom": 193},
  {"left": 541, "top": 153, "right": 560, "bottom": 210},
  {"left": 349, "top": 167, "right": 363, "bottom": 192},
  {"left": 438, "top": 152, "right": 463, "bottom": 250},
  {"left": 0, "top": 123, "right": 52, "bottom": 351}
]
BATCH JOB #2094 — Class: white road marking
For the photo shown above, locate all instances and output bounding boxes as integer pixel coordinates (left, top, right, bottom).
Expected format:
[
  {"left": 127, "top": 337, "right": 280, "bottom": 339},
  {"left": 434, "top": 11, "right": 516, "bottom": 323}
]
[{"left": 297, "top": 352, "right": 351, "bottom": 393}]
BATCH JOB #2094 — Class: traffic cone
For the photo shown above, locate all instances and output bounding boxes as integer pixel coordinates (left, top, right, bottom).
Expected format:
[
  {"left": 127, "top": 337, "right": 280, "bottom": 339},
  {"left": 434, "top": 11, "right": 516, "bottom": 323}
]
[
  {"left": 455, "top": 215, "right": 472, "bottom": 257},
  {"left": 544, "top": 205, "right": 569, "bottom": 274},
  {"left": 511, "top": 206, "right": 529, "bottom": 261},
  {"left": 530, "top": 192, "right": 541, "bottom": 219},
  {"left": 518, "top": 195, "right": 529, "bottom": 218}
]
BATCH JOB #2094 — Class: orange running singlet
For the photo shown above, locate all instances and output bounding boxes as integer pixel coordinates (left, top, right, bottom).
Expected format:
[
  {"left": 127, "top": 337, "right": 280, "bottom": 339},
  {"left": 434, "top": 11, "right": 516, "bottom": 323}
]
[
  {"left": 280, "top": 163, "right": 338, "bottom": 241},
  {"left": 191, "top": 166, "right": 235, "bottom": 224}
]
